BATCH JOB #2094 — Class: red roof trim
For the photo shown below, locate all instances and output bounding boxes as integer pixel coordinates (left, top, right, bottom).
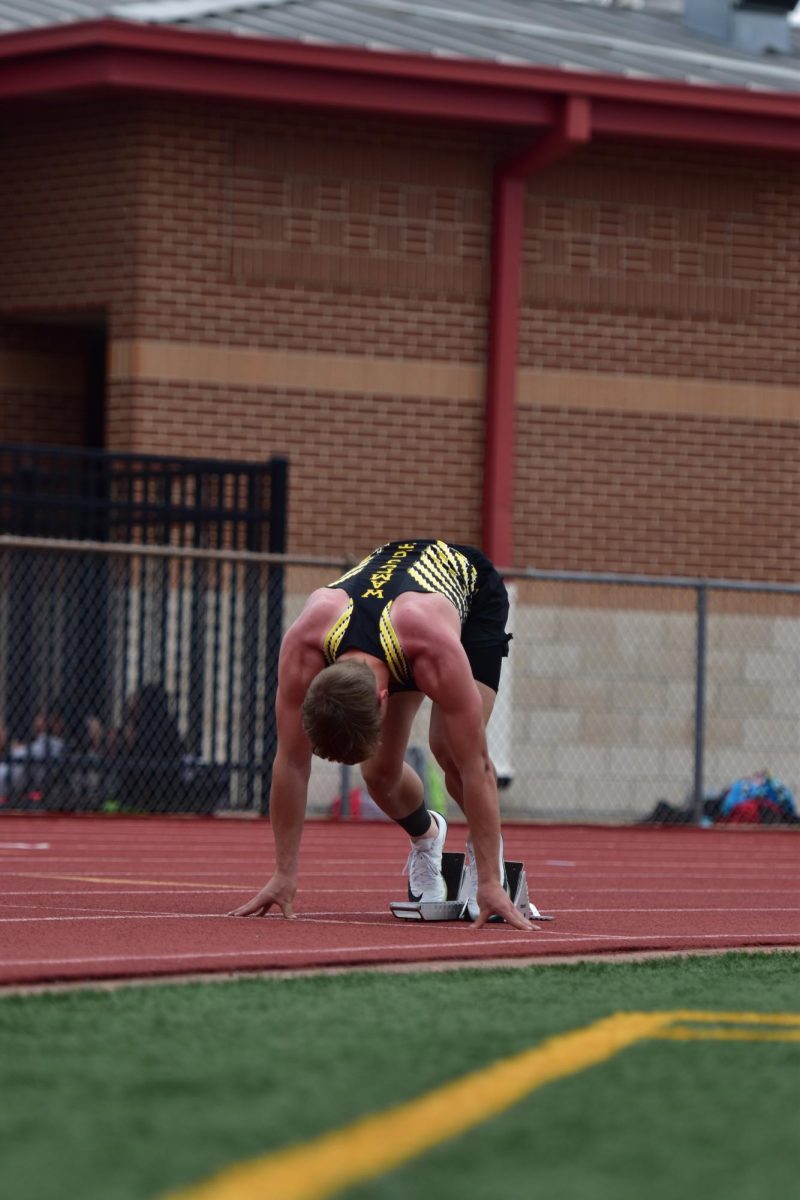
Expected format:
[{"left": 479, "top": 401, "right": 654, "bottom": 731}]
[{"left": 2, "top": 19, "right": 800, "bottom": 147}]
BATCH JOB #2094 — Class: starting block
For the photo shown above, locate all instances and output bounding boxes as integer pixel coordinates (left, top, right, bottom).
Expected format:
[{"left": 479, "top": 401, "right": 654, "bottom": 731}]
[
  {"left": 389, "top": 853, "right": 553, "bottom": 923},
  {"left": 499, "top": 861, "right": 554, "bottom": 923},
  {"left": 390, "top": 852, "right": 467, "bottom": 921}
]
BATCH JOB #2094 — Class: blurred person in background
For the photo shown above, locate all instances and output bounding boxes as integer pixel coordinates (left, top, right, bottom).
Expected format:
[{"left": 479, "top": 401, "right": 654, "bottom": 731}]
[
  {"left": 231, "top": 538, "right": 533, "bottom": 930},
  {"left": 0, "top": 707, "right": 66, "bottom": 801},
  {"left": 115, "top": 684, "right": 186, "bottom": 812}
]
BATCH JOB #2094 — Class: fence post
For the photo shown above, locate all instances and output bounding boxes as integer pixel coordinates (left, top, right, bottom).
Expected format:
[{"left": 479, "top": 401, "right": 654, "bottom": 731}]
[
  {"left": 691, "top": 583, "right": 708, "bottom": 824},
  {"left": 261, "top": 456, "right": 288, "bottom": 815}
]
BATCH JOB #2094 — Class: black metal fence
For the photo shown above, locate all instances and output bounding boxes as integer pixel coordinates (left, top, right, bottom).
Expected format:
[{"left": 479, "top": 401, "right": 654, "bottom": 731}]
[
  {"left": 0, "top": 539, "right": 292, "bottom": 814},
  {"left": 0, "top": 443, "right": 288, "bottom": 815}
]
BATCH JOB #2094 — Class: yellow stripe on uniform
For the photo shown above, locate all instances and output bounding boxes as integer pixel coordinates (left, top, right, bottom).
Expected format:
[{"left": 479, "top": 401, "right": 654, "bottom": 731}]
[
  {"left": 323, "top": 600, "right": 354, "bottom": 664},
  {"left": 437, "top": 540, "right": 476, "bottom": 600},
  {"left": 408, "top": 560, "right": 461, "bottom": 610},
  {"left": 378, "top": 601, "right": 409, "bottom": 684},
  {"left": 411, "top": 543, "right": 474, "bottom": 619},
  {"left": 160, "top": 1011, "right": 672, "bottom": 1200}
]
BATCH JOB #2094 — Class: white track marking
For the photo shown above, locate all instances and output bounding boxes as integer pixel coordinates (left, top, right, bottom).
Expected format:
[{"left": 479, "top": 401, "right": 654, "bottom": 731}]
[
  {"left": 3, "top": 905, "right": 799, "bottom": 924},
  {"left": 3, "top": 930, "right": 800, "bottom": 970},
  {"left": 0, "top": 888, "right": 390, "bottom": 897},
  {"left": 529, "top": 907, "right": 800, "bottom": 914},
  {"left": 537, "top": 886, "right": 800, "bottom": 894},
  {"left": 4, "top": 884, "right": 800, "bottom": 896},
  {"left": 0, "top": 842, "right": 49, "bottom": 850}
]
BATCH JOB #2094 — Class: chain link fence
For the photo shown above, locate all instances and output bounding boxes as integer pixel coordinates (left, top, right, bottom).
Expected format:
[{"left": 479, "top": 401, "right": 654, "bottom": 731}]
[
  {"left": 0, "top": 536, "right": 300, "bottom": 815},
  {"left": 496, "top": 571, "right": 800, "bottom": 824},
  {"left": 0, "top": 539, "right": 797, "bottom": 823}
]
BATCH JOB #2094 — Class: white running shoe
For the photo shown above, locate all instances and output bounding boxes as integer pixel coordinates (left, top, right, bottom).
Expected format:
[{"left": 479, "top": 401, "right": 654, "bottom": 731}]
[
  {"left": 404, "top": 811, "right": 448, "bottom": 903},
  {"left": 463, "top": 835, "right": 505, "bottom": 921}
]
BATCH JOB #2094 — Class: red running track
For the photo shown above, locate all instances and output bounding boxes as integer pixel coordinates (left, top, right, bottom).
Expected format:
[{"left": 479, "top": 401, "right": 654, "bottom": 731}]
[{"left": 1, "top": 814, "right": 799, "bottom": 986}]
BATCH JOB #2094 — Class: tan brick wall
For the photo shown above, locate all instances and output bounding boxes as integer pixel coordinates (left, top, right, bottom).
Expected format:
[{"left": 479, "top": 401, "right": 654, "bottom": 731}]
[{"left": 0, "top": 99, "right": 798, "bottom": 575}]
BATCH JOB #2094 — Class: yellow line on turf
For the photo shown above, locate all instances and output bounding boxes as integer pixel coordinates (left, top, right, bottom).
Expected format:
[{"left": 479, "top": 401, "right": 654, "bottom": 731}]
[
  {"left": 657, "top": 1010, "right": 800, "bottom": 1026},
  {"left": 656, "top": 1029, "right": 800, "bottom": 1043},
  {"left": 161, "top": 1011, "right": 672, "bottom": 1200},
  {"left": 161, "top": 1008, "right": 800, "bottom": 1200},
  {"left": 18, "top": 872, "right": 236, "bottom": 890}
]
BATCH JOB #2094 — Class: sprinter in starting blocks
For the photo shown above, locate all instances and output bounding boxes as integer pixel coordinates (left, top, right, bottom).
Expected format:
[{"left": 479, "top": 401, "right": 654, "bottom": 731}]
[{"left": 390, "top": 850, "right": 553, "bottom": 923}]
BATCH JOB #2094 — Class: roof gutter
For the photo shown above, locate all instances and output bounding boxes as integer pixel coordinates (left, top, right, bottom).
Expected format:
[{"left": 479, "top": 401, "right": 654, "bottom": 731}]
[
  {"left": 483, "top": 96, "right": 592, "bottom": 568},
  {"left": 4, "top": 20, "right": 800, "bottom": 143}
]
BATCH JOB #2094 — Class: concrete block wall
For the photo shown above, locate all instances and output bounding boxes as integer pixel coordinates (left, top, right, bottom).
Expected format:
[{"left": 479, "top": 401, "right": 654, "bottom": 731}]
[{"left": 500, "top": 595, "right": 800, "bottom": 821}]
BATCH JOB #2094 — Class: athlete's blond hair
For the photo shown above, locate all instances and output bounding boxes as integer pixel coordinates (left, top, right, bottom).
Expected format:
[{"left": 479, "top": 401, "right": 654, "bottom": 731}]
[{"left": 302, "top": 660, "right": 382, "bottom": 765}]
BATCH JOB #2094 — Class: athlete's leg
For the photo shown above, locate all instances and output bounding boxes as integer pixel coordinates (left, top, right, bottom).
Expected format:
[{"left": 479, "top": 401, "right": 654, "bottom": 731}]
[
  {"left": 428, "top": 680, "right": 496, "bottom": 810},
  {"left": 360, "top": 690, "right": 427, "bottom": 822},
  {"left": 430, "top": 681, "right": 502, "bottom": 918},
  {"left": 363, "top": 690, "right": 446, "bottom": 900}
]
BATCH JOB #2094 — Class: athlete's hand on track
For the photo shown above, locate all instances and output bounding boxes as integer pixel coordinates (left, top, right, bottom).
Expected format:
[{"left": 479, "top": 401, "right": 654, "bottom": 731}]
[
  {"left": 228, "top": 874, "right": 297, "bottom": 919},
  {"left": 473, "top": 882, "right": 535, "bottom": 932}
]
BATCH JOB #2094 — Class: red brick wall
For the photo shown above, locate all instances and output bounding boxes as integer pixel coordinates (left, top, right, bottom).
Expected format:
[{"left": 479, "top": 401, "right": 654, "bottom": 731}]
[
  {"left": 129, "top": 104, "right": 493, "bottom": 357},
  {"left": 0, "top": 324, "right": 86, "bottom": 446},
  {"left": 519, "top": 143, "right": 799, "bottom": 381},
  {"left": 515, "top": 143, "right": 800, "bottom": 579},
  {"left": 130, "top": 381, "right": 485, "bottom": 555},
  {"left": 515, "top": 408, "right": 800, "bottom": 579},
  {"left": 1, "top": 97, "right": 798, "bottom": 576},
  {"left": 0, "top": 101, "right": 138, "bottom": 324},
  {"left": 114, "top": 102, "right": 497, "bottom": 555}
]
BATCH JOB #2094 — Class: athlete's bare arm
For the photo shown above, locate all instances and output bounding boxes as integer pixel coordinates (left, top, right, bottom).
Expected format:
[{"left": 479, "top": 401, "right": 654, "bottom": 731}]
[
  {"left": 229, "top": 593, "right": 335, "bottom": 918},
  {"left": 392, "top": 595, "right": 533, "bottom": 932}
]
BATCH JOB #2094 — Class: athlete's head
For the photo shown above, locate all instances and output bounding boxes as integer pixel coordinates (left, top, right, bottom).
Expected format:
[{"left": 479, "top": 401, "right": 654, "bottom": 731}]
[{"left": 302, "top": 660, "right": 383, "bottom": 764}]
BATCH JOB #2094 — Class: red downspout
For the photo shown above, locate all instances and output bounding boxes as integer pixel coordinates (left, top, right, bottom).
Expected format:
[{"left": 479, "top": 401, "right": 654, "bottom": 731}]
[{"left": 483, "top": 95, "right": 592, "bottom": 568}]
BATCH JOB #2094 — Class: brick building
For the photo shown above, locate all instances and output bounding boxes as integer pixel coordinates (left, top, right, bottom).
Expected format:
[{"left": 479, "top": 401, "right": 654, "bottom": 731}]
[{"left": 1, "top": 0, "right": 799, "bottom": 577}]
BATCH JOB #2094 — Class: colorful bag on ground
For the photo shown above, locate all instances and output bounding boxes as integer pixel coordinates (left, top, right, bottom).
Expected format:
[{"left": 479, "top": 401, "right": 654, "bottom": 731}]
[{"left": 718, "top": 772, "right": 796, "bottom": 825}]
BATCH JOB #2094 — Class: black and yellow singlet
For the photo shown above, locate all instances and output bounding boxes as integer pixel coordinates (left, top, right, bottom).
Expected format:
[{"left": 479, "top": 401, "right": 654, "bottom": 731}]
[{"left": 322, "top": 539, "right": 480, "bottom": 690}]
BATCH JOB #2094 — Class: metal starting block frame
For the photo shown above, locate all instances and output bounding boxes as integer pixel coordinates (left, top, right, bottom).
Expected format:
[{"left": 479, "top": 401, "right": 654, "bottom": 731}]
[
  {"left": 501, "top": 861, "right": 554, "bottom": 923},
  {"left": 390, "top": 853, "right": 553, "bottom": 923},
  {"left": 390, "top": 852, "right": 467, "bottom": 921}
]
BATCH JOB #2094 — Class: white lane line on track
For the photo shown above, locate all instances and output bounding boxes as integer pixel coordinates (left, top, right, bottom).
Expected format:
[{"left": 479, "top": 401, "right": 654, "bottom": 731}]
[
  {"left": 0, "top": 856, "right": 403, "bottom": 865},
  {"left": 0, "top": 905, "right": 386, "bottom": 921},
  {"left": 5, "top": 882, "right": 799, "bottom": 898},
  {"left": 0, "top": 888, "right": 390, "bottom": 897},
  {"left": 537, "top": 887, "right": 800, "bottom": 894},
  {"left": 4, "top": 930, "right": 800, "bottom": 969},
  {"left": 6, "top": 866, "right": 800, "bottom": 878},
  {"left": 4, "top": 906, "right": 800, "bottom": 924},
  {"left": 0, "top": 913, "right": 236, "bottom": 922},
  {"left": 0, "top": 843, "right": 50, "bottom": 850},
  {"left": 532, "top": 907, "right": 800, "bottom": 914}
]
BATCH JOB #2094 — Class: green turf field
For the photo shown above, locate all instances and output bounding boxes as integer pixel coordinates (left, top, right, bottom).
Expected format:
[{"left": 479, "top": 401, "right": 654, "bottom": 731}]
[{"left": 2, "top": 952, "right": 798, "bottom": 1200}]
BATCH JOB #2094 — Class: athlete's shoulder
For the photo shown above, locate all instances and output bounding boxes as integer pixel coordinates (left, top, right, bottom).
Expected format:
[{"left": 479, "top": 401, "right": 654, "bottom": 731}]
[
  {"left": 391, "top": 590, "right": 461, "bottom": 644},
  {"left": 285, "top": 588, "right": 347, "bottom": 641},
  {"left": 278, "top": 590, "right": 344, "bottom": 695}
]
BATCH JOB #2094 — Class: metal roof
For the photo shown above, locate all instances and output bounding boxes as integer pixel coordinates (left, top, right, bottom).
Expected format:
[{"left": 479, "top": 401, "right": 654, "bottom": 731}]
[{"left": 2, "top": 0, "right": 800, "bottom": 92}]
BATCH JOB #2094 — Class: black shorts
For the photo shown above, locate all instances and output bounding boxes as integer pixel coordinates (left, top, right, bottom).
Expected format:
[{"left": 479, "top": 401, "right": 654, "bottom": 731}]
[
  {"left": 391, "top": 547, "right": 512, "bottom": 695},
  {"left": 458, "top": 551, "right": 512, "bottom": 693}
]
